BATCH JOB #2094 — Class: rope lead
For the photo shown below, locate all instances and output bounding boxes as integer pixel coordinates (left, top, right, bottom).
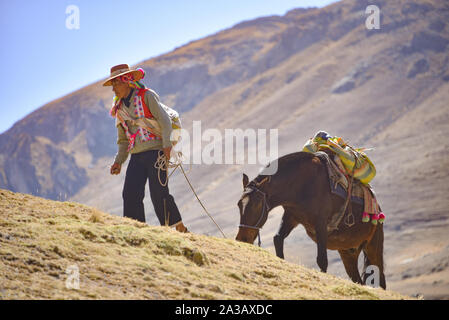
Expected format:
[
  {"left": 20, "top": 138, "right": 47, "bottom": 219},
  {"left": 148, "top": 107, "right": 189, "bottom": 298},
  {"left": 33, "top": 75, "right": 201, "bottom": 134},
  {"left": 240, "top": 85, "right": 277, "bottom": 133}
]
[{"left": 155, "top": 150, "right": 227, "bottom": 239}]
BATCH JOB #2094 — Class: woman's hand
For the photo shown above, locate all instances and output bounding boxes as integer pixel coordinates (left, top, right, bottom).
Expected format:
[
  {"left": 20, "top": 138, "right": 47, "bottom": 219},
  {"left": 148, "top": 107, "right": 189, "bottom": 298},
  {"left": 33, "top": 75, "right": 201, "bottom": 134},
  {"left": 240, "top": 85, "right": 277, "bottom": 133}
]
[{"left": 110, "top": 163, "right": 121, "bottom": 175}]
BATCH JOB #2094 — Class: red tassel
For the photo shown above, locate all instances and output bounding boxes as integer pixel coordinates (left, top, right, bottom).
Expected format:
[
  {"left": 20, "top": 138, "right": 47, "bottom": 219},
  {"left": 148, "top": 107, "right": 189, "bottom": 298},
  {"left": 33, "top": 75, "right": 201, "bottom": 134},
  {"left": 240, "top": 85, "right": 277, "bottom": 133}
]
[
  {"left": 371, "top": 213, "right": 379, "bottom": 225},
  {"left": 136, "top": 68, "right": 145, "bottom": 80},
  {"left": 362, "top": 212, "right": 370, "bottom": 223}
]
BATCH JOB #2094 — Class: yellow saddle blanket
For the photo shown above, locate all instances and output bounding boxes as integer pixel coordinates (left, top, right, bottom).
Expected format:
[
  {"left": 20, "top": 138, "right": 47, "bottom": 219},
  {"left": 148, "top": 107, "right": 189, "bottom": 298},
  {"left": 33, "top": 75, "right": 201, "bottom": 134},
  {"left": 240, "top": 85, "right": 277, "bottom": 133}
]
[{"left": 303, "top": 132, "right": 376, "bottom": 185}]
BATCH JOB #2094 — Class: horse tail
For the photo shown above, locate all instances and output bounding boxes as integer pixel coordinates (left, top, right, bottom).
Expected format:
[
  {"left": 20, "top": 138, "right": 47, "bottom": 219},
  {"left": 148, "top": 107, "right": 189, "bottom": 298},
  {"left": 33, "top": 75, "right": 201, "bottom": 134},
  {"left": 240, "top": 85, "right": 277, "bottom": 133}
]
[
  {"left": 362, "top": 224, "right": 386, "bottom": 288},
  {"left": 361, "top": 247, "right": 370, "bottom": 280},
  {"left": 371, "top": 223, "right": 385, "bottom": 271}
]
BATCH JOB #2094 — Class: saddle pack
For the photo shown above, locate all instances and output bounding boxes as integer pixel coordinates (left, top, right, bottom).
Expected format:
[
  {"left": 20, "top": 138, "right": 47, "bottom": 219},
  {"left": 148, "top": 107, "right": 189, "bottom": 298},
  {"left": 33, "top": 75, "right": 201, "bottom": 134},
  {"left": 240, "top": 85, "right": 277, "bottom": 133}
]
[
  {"left": 302, "top": 131, "right": 376, "bottom": 185},
  {"left": 303, "top": 131, "right": 384, "bottom": 229}
]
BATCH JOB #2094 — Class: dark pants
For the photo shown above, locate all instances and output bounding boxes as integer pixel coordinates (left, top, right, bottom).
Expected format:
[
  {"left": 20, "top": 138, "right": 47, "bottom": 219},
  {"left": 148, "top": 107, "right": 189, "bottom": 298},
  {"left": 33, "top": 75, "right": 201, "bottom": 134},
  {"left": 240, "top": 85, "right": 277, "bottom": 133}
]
[{"left": 122, "top": 149, "right": 182, "bottom": 226}]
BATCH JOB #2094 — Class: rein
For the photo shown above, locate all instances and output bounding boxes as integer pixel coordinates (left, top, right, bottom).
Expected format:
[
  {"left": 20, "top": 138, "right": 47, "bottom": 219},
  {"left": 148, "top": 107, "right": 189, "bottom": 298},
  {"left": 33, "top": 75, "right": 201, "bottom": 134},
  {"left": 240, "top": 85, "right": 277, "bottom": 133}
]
[
  {"left": 155, "top": 150, "right": 227, "bottom": 239},
  {"left": 238, "top": 184, "right": 271, "bottom": 247}
]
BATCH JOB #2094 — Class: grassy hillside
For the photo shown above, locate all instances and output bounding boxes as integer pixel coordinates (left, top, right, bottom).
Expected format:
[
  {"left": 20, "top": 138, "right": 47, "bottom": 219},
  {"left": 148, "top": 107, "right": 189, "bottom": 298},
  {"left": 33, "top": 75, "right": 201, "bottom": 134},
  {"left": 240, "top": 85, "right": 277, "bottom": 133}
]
[{"left": 0, "top": 188, "right": 410, "bottom": 300}]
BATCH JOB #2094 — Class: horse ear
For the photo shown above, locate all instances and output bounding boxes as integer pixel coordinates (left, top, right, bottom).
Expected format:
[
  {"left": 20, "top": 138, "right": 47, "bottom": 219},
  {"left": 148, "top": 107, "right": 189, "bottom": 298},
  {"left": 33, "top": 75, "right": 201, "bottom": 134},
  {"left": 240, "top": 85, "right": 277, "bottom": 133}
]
[
  {"left": 256, "top": 176, "right": 271, "bottom": 187},
  {"left": 242, "top": 173, "right": 249, "bottom": 188}
]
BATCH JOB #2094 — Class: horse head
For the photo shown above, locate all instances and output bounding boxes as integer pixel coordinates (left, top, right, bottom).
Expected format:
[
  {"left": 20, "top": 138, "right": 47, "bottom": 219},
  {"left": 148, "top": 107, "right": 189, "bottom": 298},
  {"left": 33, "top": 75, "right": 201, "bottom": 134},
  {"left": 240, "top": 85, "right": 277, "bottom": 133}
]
[{"left": 235, "top": 173, "right": 272, "bottom": 244}]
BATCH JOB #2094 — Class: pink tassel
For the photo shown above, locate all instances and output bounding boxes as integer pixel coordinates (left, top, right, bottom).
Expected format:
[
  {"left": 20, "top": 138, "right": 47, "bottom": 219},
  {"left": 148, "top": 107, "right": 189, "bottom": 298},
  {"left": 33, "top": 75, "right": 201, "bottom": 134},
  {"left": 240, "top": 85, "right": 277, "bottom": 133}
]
[
  {"left": 137, "top": 68, "right": 145, "bottom": 79},
  {"left": 362, "top": 212, "right": 370, "bottom": 223},
  {"left": 378, "top": 212, "right": 385, "bottom": 224},
  {"left": 371, "top": 213, "right": 379, "bottom": 225}
]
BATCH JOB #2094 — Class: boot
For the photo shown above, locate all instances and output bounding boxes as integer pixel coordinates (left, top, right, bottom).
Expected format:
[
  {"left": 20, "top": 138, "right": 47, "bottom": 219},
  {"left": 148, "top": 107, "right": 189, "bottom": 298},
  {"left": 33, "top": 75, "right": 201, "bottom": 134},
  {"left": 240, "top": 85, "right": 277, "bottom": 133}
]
[{"left": 175, "top": 221, "right": 189, "bottom": 233}]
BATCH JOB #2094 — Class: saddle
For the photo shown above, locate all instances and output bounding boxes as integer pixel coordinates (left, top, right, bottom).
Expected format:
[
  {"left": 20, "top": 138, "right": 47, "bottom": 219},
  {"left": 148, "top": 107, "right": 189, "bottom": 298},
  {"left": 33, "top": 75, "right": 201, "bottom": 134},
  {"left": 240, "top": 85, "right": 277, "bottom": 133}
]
[{"left": 314, "top": 151, "right": 384, "bottom": 232}]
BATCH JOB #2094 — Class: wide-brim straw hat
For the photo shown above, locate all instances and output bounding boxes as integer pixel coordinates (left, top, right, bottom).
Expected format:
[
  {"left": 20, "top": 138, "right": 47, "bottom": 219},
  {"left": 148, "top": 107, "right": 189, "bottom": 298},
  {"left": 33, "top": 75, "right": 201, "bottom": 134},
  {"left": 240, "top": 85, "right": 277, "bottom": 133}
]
[{"left": 102, "top": 64, "right": 144, "bottom": 86}]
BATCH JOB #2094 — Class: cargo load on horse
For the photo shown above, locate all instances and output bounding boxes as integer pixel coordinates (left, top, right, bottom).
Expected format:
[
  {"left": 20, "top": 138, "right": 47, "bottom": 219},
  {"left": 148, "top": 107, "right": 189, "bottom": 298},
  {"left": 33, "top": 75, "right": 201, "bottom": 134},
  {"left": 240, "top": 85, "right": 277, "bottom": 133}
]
[
  {"left": 302, "top": 131, "right": 376, "bottom": 185},
  {"left": 302, "top": 131, "right": 384, "bottom": 225}
]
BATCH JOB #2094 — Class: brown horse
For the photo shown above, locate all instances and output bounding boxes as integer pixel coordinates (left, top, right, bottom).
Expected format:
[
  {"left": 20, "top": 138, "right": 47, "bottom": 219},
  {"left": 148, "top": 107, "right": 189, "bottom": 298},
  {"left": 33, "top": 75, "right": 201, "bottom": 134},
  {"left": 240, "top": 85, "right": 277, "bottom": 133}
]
[{"left": 235, "top": 151, "right": 386, "bottom": 289}]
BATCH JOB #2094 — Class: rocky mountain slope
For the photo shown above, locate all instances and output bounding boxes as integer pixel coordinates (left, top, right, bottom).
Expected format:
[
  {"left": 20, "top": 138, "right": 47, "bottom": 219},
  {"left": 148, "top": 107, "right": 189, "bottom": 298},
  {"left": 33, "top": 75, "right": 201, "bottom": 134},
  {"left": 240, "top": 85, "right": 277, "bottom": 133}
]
[{"left": 0, "top": 0, "right": 448, "bottom": 298}]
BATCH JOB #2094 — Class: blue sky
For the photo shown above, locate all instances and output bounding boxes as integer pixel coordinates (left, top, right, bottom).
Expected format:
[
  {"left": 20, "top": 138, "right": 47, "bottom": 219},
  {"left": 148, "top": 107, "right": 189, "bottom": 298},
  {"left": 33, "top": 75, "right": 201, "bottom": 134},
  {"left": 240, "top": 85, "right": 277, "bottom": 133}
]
[{"left": 0, "top": 0, "right": 336, "bottom": 134}]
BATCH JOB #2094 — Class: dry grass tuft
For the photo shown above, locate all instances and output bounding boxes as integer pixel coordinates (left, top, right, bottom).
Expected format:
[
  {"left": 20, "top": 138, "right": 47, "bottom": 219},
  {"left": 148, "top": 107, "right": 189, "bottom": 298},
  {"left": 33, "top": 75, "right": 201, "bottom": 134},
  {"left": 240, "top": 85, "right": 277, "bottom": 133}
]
[{"left": 88, "top": 210, "right": 104, "bottom": 223}]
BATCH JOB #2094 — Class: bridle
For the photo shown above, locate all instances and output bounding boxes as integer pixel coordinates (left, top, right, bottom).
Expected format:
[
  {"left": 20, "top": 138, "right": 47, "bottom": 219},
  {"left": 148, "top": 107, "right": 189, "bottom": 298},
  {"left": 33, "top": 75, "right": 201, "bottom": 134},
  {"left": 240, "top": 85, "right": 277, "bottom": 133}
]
[{"left": 238, "top": 183, "right": 271, "bottom": 247}]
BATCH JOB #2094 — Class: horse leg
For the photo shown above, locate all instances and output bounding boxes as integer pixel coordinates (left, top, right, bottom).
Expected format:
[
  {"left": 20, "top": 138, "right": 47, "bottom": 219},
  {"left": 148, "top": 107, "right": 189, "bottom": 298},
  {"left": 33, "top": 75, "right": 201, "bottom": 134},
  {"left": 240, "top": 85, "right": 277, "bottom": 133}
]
[
  {"left": 338, "top": 248, "right": 363, "bottom": 284},
  {"left": 362, "top": 225, "right": 386, "bottom": 289},
  {"left": 315, "top": 221, "right": 328, "bottom": 273},
  {"left": 273, "top": 209, "right": 299, "bottom": 259}
]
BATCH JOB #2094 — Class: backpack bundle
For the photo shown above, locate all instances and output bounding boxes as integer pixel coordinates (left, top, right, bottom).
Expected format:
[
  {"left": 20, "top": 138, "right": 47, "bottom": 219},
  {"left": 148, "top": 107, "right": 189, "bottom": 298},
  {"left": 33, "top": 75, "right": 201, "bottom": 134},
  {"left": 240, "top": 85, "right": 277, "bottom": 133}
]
[{"left": 111, "top": 88, "right": 182, "bottom": 148}]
